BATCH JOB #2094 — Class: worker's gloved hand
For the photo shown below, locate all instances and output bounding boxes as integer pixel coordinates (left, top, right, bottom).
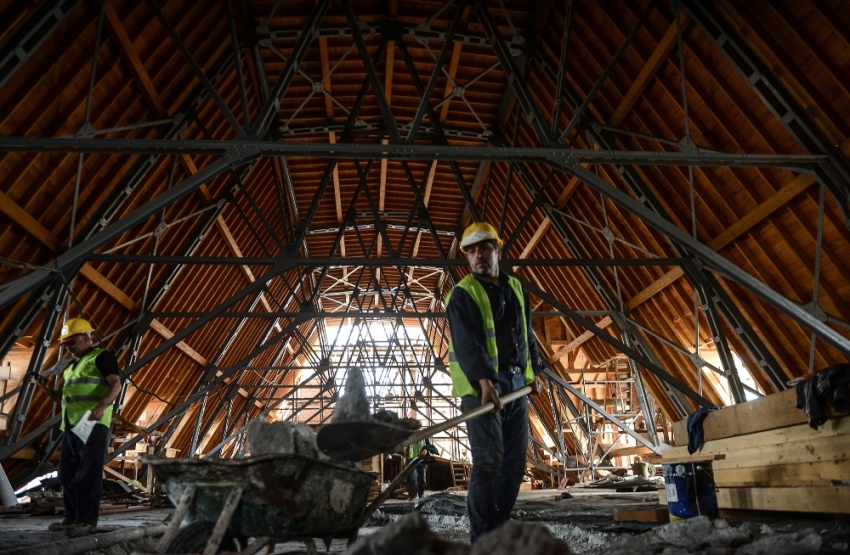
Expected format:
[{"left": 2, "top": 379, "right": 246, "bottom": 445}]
[{"left": 479, "top": 379, "right": 503, "bottom": 413}]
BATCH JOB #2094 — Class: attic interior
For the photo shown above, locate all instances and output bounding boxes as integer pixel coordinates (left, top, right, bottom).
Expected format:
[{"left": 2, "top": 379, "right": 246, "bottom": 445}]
[{"left": 0, "top": 0, "right": 849, "bottom": 553}]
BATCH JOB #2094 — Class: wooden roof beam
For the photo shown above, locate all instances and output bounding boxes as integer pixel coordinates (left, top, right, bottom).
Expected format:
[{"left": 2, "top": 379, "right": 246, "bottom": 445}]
[
  {"left": 179, "top": 154, "right": 282, "bottom": 322},
  {"left": 148, "top": 318, "right": 261, "bottom": 408},
  {"left": 522, "top": 15, "right": 689, "bottom": 260},
  {"left": 609, "top": 13, "right": 689, "bottom": 128},
  {"left": 716, "top": 0, "right": 844, "bottom": 144},
  {"left": 98, "top": 0, "right": 167, "bottom": 116},
  {"left": 438, "top": 5, "right": 472, "bottom": 124},
  {"left": 375, "top": 5, "right": 396, "bottom": 264},
  {"left": 409, "top": 161, "right": 439, "bottom": 271},
  {"left": 557, "top": 134, "right": 850, "bottom": 352},
  {"left": 0, "top": 191, "right": 138, "bottom": 311},
  {"left": 318, "top": 26, "right": 347, "bottom": 263}
]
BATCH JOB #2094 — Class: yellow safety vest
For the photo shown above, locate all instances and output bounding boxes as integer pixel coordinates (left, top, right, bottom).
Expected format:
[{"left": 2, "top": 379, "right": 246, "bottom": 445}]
[
  {"left": 60, "top": 348, "right": 113, "bottom": 431},
  {"left": 409, "top": 439, "right": 426, "bottom": 460},
  {"left": 445, "top": 274, "right": 534, "bottom": 397}
]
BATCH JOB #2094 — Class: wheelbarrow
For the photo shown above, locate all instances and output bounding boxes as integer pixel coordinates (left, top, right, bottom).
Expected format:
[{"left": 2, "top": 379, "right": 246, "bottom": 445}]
[{"left": 144, "top": 453, "right": 433, "bottom": 554}]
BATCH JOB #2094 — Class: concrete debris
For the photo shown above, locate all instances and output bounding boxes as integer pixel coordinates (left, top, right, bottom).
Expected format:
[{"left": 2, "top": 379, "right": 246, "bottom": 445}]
[
  {"left": 345, "top": 511, "right": 469, "bottom": 555},
  {"left": 373, "top": 408, "right": 420, "bottom": 430},
  {"left": 246, "top": 420, "right": 329, "bottom": 460},
  {"left": 734, "top": 528, "right": 822, "bottom": 555},
  {"left": 547, "top": 524, "right": 618, "bottom": 554},
  {"left": 332, "top": 368, "right": 371, "bottom": 423},
  {"left": 363, "top": 509, "right": 469, "bottom": 533},
  {"left": 471, "top": 521, "right": 574, "bottom": 555},
  {"left": 601, "top": 516, "right": 824, "bottom": 555},
  {"left": 645, "top": 515, "right": 715, "bottom": 548},
  {"left": 416, "top": 494, "right": 468, "bottom": 517},
  {"left": 705, "top": 520, "right": 751, "bottom": 549},
  {"left": 350, "top": 512, "right": 574, "bottom": 555}
]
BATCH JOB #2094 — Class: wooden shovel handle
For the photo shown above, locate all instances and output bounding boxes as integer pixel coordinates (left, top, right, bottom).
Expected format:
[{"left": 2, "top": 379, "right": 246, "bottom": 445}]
[{"left": 404, "top": 386, "right": 532, "bottom": 446}]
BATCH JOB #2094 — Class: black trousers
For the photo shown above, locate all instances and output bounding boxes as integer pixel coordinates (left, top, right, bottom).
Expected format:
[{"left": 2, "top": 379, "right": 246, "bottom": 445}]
[
  {"left": 462, "top": 373, "right": 529, "bottom": 544},
  {"left": 413, "top": 465, "right": 427, "bottom": 498},
  {"left": 59, "top": 423, "right": 108, "bottom": 526}
]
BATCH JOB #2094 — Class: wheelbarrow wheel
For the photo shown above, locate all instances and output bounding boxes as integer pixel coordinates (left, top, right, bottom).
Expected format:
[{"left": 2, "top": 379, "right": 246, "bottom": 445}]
[{"left": 160, "top": 521, "right": 241, "bottom": 554}]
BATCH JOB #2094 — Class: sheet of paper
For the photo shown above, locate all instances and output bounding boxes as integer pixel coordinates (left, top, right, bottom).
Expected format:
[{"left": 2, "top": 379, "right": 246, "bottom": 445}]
[{"left": 70, "top": 410, "right": 96, "bottom": 443}]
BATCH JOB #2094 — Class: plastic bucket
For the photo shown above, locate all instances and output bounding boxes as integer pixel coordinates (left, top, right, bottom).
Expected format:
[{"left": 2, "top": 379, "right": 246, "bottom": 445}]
[{"left": 662, "top": 461, "right": 719, "bottom": 521}]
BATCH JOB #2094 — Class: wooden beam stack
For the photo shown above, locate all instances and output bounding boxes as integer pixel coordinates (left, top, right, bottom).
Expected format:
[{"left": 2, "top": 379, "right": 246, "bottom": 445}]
[{"left": 663, "top": 389, "right": 850, "bottom": 514}]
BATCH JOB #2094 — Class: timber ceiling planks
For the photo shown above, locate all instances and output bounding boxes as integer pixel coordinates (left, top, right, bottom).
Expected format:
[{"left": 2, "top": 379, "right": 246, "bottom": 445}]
[{"left": 0, "top": 0, "right": 848, "bottom": 481}]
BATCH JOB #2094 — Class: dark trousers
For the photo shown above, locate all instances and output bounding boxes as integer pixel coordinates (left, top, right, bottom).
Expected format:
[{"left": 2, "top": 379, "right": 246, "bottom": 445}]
[
  {"left": 462, "top": 375, "right": 529, "bottom": 544},
  {"left": 413, "top": 465, "right": 427, "bottom": 498},
  {"left": 59, "top": 423, "right": 108, "bottom": 526}
]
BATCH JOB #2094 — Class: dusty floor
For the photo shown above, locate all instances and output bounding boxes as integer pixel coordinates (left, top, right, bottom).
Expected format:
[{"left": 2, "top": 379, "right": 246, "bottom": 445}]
[{"left": 1, "top": 488, "right": 848, "bottom": 554}]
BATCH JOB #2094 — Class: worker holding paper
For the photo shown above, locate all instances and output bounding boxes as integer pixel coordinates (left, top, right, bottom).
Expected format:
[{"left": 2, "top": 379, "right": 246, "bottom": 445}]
[{"left": 35, "top": 318, "right": 122, "bottom": 538}]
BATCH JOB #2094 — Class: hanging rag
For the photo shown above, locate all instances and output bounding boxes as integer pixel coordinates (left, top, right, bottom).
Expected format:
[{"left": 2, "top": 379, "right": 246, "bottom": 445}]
[{"left": 687, "top": 406, "right": 719, "bottom": 454}]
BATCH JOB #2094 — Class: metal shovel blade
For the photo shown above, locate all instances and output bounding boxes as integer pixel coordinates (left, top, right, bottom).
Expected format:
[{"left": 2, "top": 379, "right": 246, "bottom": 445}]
[
  {"left": 316, "top": 421, "right": 417, "bottom": 461},
  {"left": 316, "top": 386, "right": 531, "bottom": 461}
]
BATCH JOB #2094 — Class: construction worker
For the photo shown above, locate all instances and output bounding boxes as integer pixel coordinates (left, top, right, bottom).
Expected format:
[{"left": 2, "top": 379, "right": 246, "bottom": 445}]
[
  {"left": 36, "top": 318, "right": 122, "bottom": 538},
  {"left": 445, "top": 222, "right": 546, "bottom": 543},
  {"left": 407, "top": 438, "right": 439, "bottom": 500}
]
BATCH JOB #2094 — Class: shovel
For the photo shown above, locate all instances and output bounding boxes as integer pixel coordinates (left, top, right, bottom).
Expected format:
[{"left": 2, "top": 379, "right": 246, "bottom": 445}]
[{"left": 316, "top": 386, "right": 532, "bottom": 461}]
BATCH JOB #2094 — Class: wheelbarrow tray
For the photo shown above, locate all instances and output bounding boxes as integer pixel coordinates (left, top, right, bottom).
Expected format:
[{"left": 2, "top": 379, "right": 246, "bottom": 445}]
[{"left": 146, "top": 454, "right": 375, "bottom": 540}]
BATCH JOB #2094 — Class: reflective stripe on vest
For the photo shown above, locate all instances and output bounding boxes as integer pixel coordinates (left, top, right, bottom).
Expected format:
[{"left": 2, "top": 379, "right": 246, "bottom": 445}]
[
  {"left": 60, "top": 348, "right": 113, "bottom": 431},
  {"left": 445, "top": 274, "right": 535, "bottom": 397}
]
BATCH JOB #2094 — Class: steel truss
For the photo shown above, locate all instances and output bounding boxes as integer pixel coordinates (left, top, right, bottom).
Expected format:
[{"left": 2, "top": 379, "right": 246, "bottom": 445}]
[{"left": 1, "top": 1, "right": 848, "bottom": 476}]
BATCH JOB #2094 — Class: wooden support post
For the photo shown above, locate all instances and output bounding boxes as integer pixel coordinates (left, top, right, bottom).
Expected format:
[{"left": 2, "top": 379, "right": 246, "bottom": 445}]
[
  {"left": 205, "top": 486, "right": 244, "bottom": 555},
  {"left": 156, "top": 485, "right": 197, "bottom": 552}
]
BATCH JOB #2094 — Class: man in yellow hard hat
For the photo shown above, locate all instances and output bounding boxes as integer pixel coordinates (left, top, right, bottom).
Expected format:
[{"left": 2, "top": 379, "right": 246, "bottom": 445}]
[
  {"left": 444, "top": 222, "right": 546, "bottom": 543},
  {"left": 36, "top": 318, "right": 122, "bottom": 538}
]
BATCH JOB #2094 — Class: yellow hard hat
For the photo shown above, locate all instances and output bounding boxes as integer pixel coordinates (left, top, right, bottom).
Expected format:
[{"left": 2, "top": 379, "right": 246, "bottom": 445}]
[
  {"left": 60, "top": 318, "right": 94, "bottom": 342},
  {"left": 460, "top": 222, "right": 503, "bottom": 251}
]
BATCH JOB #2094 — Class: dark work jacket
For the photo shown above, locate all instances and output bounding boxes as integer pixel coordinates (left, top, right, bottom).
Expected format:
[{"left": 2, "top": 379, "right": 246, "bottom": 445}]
[{"left": 446, "top": 272, "right": 544, "bottom": 392}]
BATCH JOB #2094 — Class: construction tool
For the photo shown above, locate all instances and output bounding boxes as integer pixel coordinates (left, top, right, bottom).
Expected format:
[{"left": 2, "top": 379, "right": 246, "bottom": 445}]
[{"left": 316, "top": 386, "right": 532, "bottom": 460}]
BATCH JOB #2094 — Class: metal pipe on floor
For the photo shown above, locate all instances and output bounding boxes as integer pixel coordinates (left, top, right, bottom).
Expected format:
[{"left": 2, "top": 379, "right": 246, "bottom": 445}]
[{"left": 0, "top": 524, "right": 166, "bottom": 555}]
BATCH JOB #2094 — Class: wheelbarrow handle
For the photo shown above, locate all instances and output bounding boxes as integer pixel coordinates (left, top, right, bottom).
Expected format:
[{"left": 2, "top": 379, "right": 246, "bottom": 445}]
[{"left": 404, "top": 386, "right": 532, "bottom": 446}]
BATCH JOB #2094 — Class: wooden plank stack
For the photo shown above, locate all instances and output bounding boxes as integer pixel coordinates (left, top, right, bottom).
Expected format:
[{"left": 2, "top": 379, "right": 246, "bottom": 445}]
[{"left": 663, "top": 388, "right": 850, "bottom": 514}]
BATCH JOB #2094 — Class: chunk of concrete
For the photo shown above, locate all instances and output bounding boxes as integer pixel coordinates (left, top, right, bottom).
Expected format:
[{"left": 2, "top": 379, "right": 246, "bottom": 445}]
[
  {"left": 471, "top": 521, "right": 573, "bottom": 555},
  {"left": 247, "top": 420, "right": 329, "bottom": 460},
  {"left": 247, "top": 419, "right": 294, "bottom": 455},
  {"left": 332, "top": 367, "right": 371, "bottom": 423},
  {"left": 706, "top": 521, "right": 751, "bottom": 549},
  {"left": 644, "top": 515, "right": 714, "bottom": 549}
]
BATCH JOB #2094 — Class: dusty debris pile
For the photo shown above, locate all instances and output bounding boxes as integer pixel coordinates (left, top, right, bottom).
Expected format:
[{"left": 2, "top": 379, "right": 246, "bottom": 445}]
[
  {"left": 346, "top": 511, "right": 573, "bottom": 555},
  {"left": 601, "top": 515, "right": 823, "bottom": 555},
  {"left": 416, "top": 494, "right": 468, "bottom": 517}
]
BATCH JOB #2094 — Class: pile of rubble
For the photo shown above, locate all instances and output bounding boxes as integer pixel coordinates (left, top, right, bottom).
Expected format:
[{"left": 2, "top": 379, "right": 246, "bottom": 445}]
[
  {"left": 348, "top": 511, "right": 573, "bottom": 555},
  {"left": 603, "top": 515, "right": 827, "bottom": 555},
  {"left": 350, "top": 511, "right": 841, "bottom": 555}
]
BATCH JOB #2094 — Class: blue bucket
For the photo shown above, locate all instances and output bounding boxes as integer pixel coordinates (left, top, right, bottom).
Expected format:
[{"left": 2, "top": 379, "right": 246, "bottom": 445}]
[{"left": 662, "top": 461, "right": 719, "bottom": 521}]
